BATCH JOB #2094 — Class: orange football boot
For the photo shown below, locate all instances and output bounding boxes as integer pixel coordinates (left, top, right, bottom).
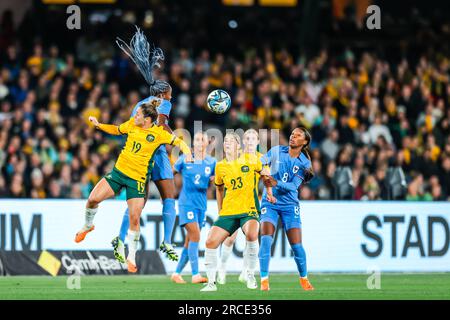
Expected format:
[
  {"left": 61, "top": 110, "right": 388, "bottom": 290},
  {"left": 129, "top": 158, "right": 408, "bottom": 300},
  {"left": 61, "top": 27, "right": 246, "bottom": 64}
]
[
  {"left": 171, "top": 274, "right": 187, "bottom": 284},
  {"left": 260, "top": 278, "right": 270, "bottom": 291},
  {"left": 74, "top": 225, "right": 95, "bottom": 243},
  {"left": 127, "top": 259, "right": 138, "bottom": 273},
  {"left": 300, "top": 277, "right": 314, "bottom": 291},
  {"left": 191, "top": 274, "right": 208, "bottom": 284}
]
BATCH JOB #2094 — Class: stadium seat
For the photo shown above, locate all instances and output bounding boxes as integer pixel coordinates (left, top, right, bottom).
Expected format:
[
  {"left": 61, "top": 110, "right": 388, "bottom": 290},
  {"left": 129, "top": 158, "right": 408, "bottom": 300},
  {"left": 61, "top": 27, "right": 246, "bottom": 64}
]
[{"left": 332, "top": 167, "right": 354, "bottom": 200}]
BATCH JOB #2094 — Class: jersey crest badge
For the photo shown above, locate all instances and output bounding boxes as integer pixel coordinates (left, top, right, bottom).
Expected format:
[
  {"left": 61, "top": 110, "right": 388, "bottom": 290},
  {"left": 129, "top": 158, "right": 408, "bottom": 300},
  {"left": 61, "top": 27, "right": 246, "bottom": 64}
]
[
  {"left": 241, "top": 165, "right": 249, "bottom": 173},
  {"left": 146, "top": 134, "right": 155, "bottom": 142},
  {"left": 293, "top": 165, "right": 299, "bottom": 173},
  {"left": 205, "top": 167, "right": 211, "bottom": 175}
]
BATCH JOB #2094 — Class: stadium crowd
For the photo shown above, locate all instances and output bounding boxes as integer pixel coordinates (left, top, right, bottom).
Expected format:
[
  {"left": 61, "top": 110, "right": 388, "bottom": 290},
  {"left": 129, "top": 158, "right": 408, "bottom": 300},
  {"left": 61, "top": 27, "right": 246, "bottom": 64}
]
[{"left": 1, "top": 13, "right": 450, "bottom": 202}]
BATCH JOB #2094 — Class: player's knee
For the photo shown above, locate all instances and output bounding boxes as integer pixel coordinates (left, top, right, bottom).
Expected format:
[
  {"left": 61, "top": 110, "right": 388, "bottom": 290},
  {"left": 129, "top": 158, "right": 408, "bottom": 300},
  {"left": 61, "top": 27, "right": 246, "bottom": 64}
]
[
  {"left": 245, "top": 231, "right": 259, "bottom": 242},
  {"left": 188, "top": 230, "right": 200, "bottom": 242},
  {"left": 205, "top": 237, "right": 218, "bottom": 249},
  {"left": 162, "top": 191, "right": 175, "bottom": 200},
  {"left": 223, "top": 236, "right": 235, "bottom": 247},
  {"left": 159, "top": 183, "right": 175, "bottom": 199},
  {"left": 87, "top": 195, "right": 100, "bottom": 207}
]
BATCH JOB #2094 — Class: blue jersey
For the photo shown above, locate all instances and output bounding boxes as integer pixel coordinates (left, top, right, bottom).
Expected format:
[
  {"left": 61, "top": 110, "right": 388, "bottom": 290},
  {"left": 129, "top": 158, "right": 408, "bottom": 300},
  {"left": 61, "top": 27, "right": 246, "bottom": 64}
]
[
  {"left": 261, "top": 145, "right": 311, "bottom": 207},
  {"left": 174, "top": 155, "right": 216, "bottom": 211}
]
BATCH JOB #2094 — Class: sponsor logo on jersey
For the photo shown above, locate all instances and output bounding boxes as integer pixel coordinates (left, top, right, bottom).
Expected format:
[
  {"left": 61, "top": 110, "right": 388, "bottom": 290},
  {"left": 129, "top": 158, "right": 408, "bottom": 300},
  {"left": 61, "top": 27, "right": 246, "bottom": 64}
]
[
  {"left": 241, "top": 165, "right": 250, "bottom": 173},
  {"left": 248, "top": 211, "right": 258, "bottom": 218},
  {"left": 146, "top": 134, "right": 155, "bottom": 142}
]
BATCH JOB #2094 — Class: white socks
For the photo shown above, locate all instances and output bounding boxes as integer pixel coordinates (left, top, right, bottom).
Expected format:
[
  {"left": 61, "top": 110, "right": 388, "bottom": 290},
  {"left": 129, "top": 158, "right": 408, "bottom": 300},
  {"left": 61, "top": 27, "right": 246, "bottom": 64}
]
[
  {"left": 242, "top": 246, "right": 248, "bottom": 273},
  {"left": 127, "top": 230, "right": 140, "bottom": 264},
  {"left": 245, "top": 240, "right": 259, "bottom": 275},
  {"left": 219, "top": 243, "right": 233, "bottom": 270},
  {"left": 204, "top": 248, "right": 218, "bottom": 284},
  {"left": 84, "top": 207, "right": 97, "bottom": 229}
]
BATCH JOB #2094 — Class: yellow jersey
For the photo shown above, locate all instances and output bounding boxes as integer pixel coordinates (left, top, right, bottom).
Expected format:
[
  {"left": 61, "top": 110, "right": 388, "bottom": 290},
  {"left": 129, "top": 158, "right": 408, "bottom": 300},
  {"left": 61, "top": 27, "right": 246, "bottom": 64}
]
[
  {"left": 239, "top": 151, "right": 264, "bottom": 195},
  {"left": 214, "top": 153, "right": 262, "bottom": 216},
  {"left": 114, "top": 118, "right": 180, "bottom": 183}
]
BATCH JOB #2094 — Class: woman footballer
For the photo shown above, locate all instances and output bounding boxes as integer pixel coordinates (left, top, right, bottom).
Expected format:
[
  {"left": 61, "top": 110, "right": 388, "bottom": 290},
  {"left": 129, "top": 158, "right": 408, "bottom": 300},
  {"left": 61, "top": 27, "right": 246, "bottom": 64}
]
[
  {"left": 112, "top": 26, "right": 180, "bottom": 262},
  {"left": 217, "top": 129, "right": 275, "bottom": 284},
  {"left": 171, "top": 132, "right": 216, "bottom": 284},
  {"left": 74, "top": 102, "right": 192, "bottom": 273},
  {"left": 201, "top": 133, "right": 269, "bottom": 292},
  {"left": 259, "top": 127, "right": 315, "bottom": 291}
]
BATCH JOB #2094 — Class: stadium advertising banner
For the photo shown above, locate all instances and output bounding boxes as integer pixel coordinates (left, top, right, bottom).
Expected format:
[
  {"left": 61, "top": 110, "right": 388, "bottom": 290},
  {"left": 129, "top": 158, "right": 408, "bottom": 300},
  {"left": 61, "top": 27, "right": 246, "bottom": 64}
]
[{"left": 0, "top": 200, "right": 449, "bottom": 275}]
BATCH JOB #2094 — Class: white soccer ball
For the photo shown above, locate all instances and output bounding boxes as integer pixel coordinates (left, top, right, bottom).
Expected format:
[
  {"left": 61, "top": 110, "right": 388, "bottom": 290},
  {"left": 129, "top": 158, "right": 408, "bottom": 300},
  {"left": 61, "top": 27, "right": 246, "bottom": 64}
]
[{"left": 206, "top": 89, "right": 231, "bottom": 114}]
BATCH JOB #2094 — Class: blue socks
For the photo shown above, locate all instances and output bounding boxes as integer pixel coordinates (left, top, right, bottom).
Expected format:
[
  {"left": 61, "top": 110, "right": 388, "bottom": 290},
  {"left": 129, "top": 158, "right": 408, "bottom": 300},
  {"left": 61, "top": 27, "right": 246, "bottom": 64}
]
[
  {"left": 162, "top": 198, "right": 176, "bottom": 244},
  {"left": 259, "top": 235, "right": 273, "bottom": 278},
  {"left": 175, "top": 247, "right": 189, "bottom": 274},
  {"left": 291, "top": 243, "right": 308, "bottom": 277},
  {"left": 188, "top": 241, "right": 199, "bottom": 276},
  {"left": 119, "top": 208, "right": 130, "bottom": 242},
  {"left": 174, "top": 242, "right": 200, "bottom": 276}
]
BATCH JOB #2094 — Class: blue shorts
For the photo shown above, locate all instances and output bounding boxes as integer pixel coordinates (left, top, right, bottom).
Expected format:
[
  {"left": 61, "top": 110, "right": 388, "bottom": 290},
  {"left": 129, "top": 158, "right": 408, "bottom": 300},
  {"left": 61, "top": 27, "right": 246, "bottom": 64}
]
[
  {"left": 260, "top": 204, "right": 301, "bottom": 231},
  {"left": 151, "top": 146, "right": 174, "bottom": 181},
  {"left": 178, "top": 206, "right": 206, "bottom": 228}
]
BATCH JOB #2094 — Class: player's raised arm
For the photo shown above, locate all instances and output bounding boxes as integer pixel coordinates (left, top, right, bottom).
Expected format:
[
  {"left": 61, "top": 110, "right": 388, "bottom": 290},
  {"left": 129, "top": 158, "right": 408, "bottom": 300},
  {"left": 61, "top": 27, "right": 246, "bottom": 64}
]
[
  {"left": 89, "top": 116, "right": 130, "bottom": 135},
  {"left": 170, "top": 136, "right": 193, "bottom": 162},
  {"left": 157, "top": 99, "right": 173, "bottom": 133}
]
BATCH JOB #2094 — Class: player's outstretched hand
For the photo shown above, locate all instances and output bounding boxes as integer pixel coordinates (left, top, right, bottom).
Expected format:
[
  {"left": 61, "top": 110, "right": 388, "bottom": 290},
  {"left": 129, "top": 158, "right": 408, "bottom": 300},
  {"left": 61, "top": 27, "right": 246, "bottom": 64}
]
[
  {"left": 89, "top": 116, "right": 99, "bottom": 127},
  {"left": 260, "top": 167, "right": 270, "bottom": 176},
  {"left": 263, "top": 175, "right": 278, "bottom": 187},
  {"left": 303, "top": 168, "right": 315, "bottom": 184},
  {"left": 266, "top": 194, "right": 277, "bottom": 204}
]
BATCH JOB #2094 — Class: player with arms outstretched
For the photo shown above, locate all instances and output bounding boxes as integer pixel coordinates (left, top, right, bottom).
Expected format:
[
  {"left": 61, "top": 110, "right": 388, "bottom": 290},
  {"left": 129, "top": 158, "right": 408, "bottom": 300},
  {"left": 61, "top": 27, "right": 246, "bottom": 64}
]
[
  {"left": 171, "top": 132, "right": 216, "bottom": 284},
  {"left": 74, "top": 102, "right": 192, "bottom": 273},
  {"left": 201, "top": 133, "right": 268, "bottom": 292},
  {"left": 111, "top": 26, "right": 180, "bottom": 262},
  {"left": 259, "top": 127, "right": 315, "bottom": 291}
]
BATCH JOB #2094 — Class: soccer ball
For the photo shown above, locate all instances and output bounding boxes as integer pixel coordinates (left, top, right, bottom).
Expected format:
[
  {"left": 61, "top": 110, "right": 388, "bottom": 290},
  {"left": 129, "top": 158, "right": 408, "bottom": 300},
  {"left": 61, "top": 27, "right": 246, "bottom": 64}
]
[{"left": 206, "top": 89, "right": 231, "bottom": 114}]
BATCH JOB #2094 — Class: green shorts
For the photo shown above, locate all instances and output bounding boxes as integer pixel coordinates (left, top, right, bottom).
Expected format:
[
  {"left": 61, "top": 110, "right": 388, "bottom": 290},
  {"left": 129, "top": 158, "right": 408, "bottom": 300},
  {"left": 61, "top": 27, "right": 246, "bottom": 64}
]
[
  {"left": 213, "top": 212, "right": 259, "bottom": 235},
  {"left": 104, "top": 167, "right": 147, "bottom": 200}
]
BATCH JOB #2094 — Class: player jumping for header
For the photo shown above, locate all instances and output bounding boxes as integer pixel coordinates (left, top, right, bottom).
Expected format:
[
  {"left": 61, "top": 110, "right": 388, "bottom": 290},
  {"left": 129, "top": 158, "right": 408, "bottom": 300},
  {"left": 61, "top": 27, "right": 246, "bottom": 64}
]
[
  {"left": 74, "top": 101, "right": 192, "bottom": 273},
  {"left": 111, "top": 26, "right": 180, "bottom": 262}
]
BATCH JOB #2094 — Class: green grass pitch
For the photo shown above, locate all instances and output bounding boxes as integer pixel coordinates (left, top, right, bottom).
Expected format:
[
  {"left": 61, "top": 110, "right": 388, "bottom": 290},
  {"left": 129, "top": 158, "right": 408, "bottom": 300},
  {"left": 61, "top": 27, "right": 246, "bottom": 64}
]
[{"left": 1, "top": 273, "right": 449, "bottom": 300}]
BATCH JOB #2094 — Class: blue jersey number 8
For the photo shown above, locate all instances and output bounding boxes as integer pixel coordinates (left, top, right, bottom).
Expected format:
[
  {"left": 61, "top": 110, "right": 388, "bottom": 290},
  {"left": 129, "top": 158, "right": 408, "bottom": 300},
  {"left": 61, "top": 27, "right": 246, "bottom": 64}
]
[{"left": 281, "top": 173, "right": 289, "bottom": 182}]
